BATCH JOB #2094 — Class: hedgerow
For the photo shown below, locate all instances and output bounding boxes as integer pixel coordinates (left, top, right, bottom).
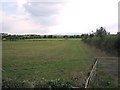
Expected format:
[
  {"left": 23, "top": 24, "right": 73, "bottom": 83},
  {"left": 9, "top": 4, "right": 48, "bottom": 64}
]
[
  {"left": 82, "top": 35, "right": 119, "bottom": 56},
  {"left": 2, "top": 78, "right": 73, "bottom": 88}
]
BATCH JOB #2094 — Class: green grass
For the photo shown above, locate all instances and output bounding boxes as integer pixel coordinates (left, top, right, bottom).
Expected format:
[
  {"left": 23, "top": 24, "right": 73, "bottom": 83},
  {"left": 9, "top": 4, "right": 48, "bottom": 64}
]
[
  {"left": 89, "top": 58, "right": 118, "bottom": 88},
  {"left": 2, "top": 40, "right": 110, "bottom": 87},
  {"left": 89, "top": 70, "right": 118, "bottom": 88},
  {"left": 24, "top": 38, "right": 81, "bottom": 41}
]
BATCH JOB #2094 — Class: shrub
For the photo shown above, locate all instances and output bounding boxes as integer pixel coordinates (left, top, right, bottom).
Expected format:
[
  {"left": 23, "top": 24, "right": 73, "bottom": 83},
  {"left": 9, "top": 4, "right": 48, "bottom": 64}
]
[
  {"left": 2, "top": 78, "right": 73, "bottom": 88},
  {"left": 82, "top": 35, "right": 119, "bottom": 56},
  {"left": 2, "top": 78, "right": 34, "bottom": 88},
  {"left": 35, "top": 78, "right": 73, "bottom": 88}
]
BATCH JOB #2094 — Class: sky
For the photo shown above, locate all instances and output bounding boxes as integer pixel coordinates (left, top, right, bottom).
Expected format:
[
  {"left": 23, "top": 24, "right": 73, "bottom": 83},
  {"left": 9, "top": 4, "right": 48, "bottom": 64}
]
[{"left": 0, "top": 0, "right": 119, "bottom": 35}]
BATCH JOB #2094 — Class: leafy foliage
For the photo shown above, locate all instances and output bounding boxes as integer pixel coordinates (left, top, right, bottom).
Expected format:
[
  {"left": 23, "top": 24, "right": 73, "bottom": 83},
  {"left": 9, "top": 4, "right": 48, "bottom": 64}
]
[
  {"left": 95, "top": 27, "right": 107, "bottom": 38},
  {"left": 83, "top": 35, "right": 119, "bottom": 56},
  {"left": 82, "top": 27, "right": 119, "bottom": 56},
  {"left": 2, "top": 78, "right": 73, "bottom": 88}
]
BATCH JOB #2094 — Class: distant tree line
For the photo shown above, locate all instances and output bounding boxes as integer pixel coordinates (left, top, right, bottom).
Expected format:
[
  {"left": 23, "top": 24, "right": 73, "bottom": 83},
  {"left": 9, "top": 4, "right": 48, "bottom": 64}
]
[{"left": 1, "top": 33, "right": 81, "bottom": 41}]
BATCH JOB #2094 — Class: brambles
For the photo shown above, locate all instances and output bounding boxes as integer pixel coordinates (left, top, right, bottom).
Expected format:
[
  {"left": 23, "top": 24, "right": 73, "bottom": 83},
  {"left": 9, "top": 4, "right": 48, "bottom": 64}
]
[
  {"left": 83, "top": 35, "right": 119, "bottom": 56},
  {"left": 2, "top": 78, "right": 34, "bottom": 88},
  {"left": 35, "top": 78, "right": 73, "bottom": 88},
  {"left": 82, "top": 27, "right": 119, "bottom": 56},
  {"left": 2, "top": 78, "right": 73, "bottom": 88}
]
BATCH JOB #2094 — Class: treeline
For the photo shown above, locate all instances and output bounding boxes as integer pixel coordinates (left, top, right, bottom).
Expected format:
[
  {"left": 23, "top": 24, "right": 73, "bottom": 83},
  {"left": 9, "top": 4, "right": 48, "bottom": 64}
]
[
  {"left": 82, "top": 27, "right": 120, "bottom": 56},
  {"left": 1, "top": 33, "right": 81, "bottom": 41}
]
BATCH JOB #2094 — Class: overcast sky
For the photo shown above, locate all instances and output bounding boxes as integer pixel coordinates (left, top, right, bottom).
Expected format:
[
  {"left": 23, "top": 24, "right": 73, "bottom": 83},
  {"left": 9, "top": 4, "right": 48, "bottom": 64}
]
[{"left": 0, "top": 0, "right": 119, "bottom": 35}]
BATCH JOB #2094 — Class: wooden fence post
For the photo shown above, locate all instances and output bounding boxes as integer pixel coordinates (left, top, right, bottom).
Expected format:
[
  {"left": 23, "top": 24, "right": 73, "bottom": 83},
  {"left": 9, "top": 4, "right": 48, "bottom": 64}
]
[{"left": 85, "top": 58, "right": 98, "bottom": 88}]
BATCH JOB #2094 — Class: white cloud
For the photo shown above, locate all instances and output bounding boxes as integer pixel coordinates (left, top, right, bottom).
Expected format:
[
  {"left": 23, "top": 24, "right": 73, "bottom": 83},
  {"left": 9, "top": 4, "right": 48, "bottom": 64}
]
[
  {"left": 1, "top": 0, "right": 119, "bottom": 34},
  {"left": 2, "top": 11, "right": 47, "bottom": 34},
  {"left": 1, "top": 0, "right": 63, "bottom": 34},
  {"left": 16, "top": 0, "right": 27, "bottom": 15},
  {"left": 23, "top": 2, "right": 63, "bottom": 26},
  {"left": 50, "top": 0, "right": 119, "bottom": 34}
]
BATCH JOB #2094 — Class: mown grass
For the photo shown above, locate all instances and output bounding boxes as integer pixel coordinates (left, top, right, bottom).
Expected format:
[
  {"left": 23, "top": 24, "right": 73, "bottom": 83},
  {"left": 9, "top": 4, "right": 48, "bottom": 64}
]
[
  {"left": 2, "top": 40, "right": 110, "bottom": 87},
  {"left": 24, "top": 38, "right": 81, "bottom": 41}
]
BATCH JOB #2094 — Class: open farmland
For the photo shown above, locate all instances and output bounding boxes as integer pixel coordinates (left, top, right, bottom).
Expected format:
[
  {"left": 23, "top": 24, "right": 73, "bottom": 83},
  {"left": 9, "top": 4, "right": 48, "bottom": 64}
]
[{"left": 2, "top": 40, "right": 115, "bottom": 87}]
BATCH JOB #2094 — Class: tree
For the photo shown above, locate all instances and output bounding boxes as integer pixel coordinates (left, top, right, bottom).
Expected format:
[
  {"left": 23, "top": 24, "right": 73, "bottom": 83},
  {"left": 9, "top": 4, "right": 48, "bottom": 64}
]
[
  {"left": 75, "top": 35, "right": 80, "bottom": 38},
  {"left": 43, "top": 35, "right": 47, "bottom": 38},
  {"left": 89, "top": 34, "right": 94, "bottom": 38},
  {"left": 95, "top": 27, "right": 107, "bottom": 38},
  {"left": 48, "top": 35, "right": 53, "bottom": 38},
  {"left": 63, "top": 35, "right": 68, "bottom": 40},
  {"left": 81, "top": 34, "right": 88, "bottom": 40}
]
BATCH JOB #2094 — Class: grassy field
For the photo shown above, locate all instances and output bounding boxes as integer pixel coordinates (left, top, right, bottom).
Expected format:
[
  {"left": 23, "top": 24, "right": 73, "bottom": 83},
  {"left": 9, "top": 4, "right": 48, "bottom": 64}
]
[
  {"left": 2, "top": 40, "right": 113, "bottom": 87},
  {"left": 24, "top": 38, "right": 81, "bottom": 41}
]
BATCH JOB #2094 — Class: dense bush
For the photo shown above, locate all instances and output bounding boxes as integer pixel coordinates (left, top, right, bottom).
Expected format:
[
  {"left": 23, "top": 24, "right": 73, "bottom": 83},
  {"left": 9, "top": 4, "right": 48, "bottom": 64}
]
[
  {"left": 2, "top": 78, "right": 35, "bottom": 88},
  {"left": 2, "top": 78, "right": 73, "bottom": 88},
  {"left": 82, "top": 35, "right": 119, "bottom": 56},
  {"left": 35, "top": 78, "right": 73, "bottom": 88}
]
